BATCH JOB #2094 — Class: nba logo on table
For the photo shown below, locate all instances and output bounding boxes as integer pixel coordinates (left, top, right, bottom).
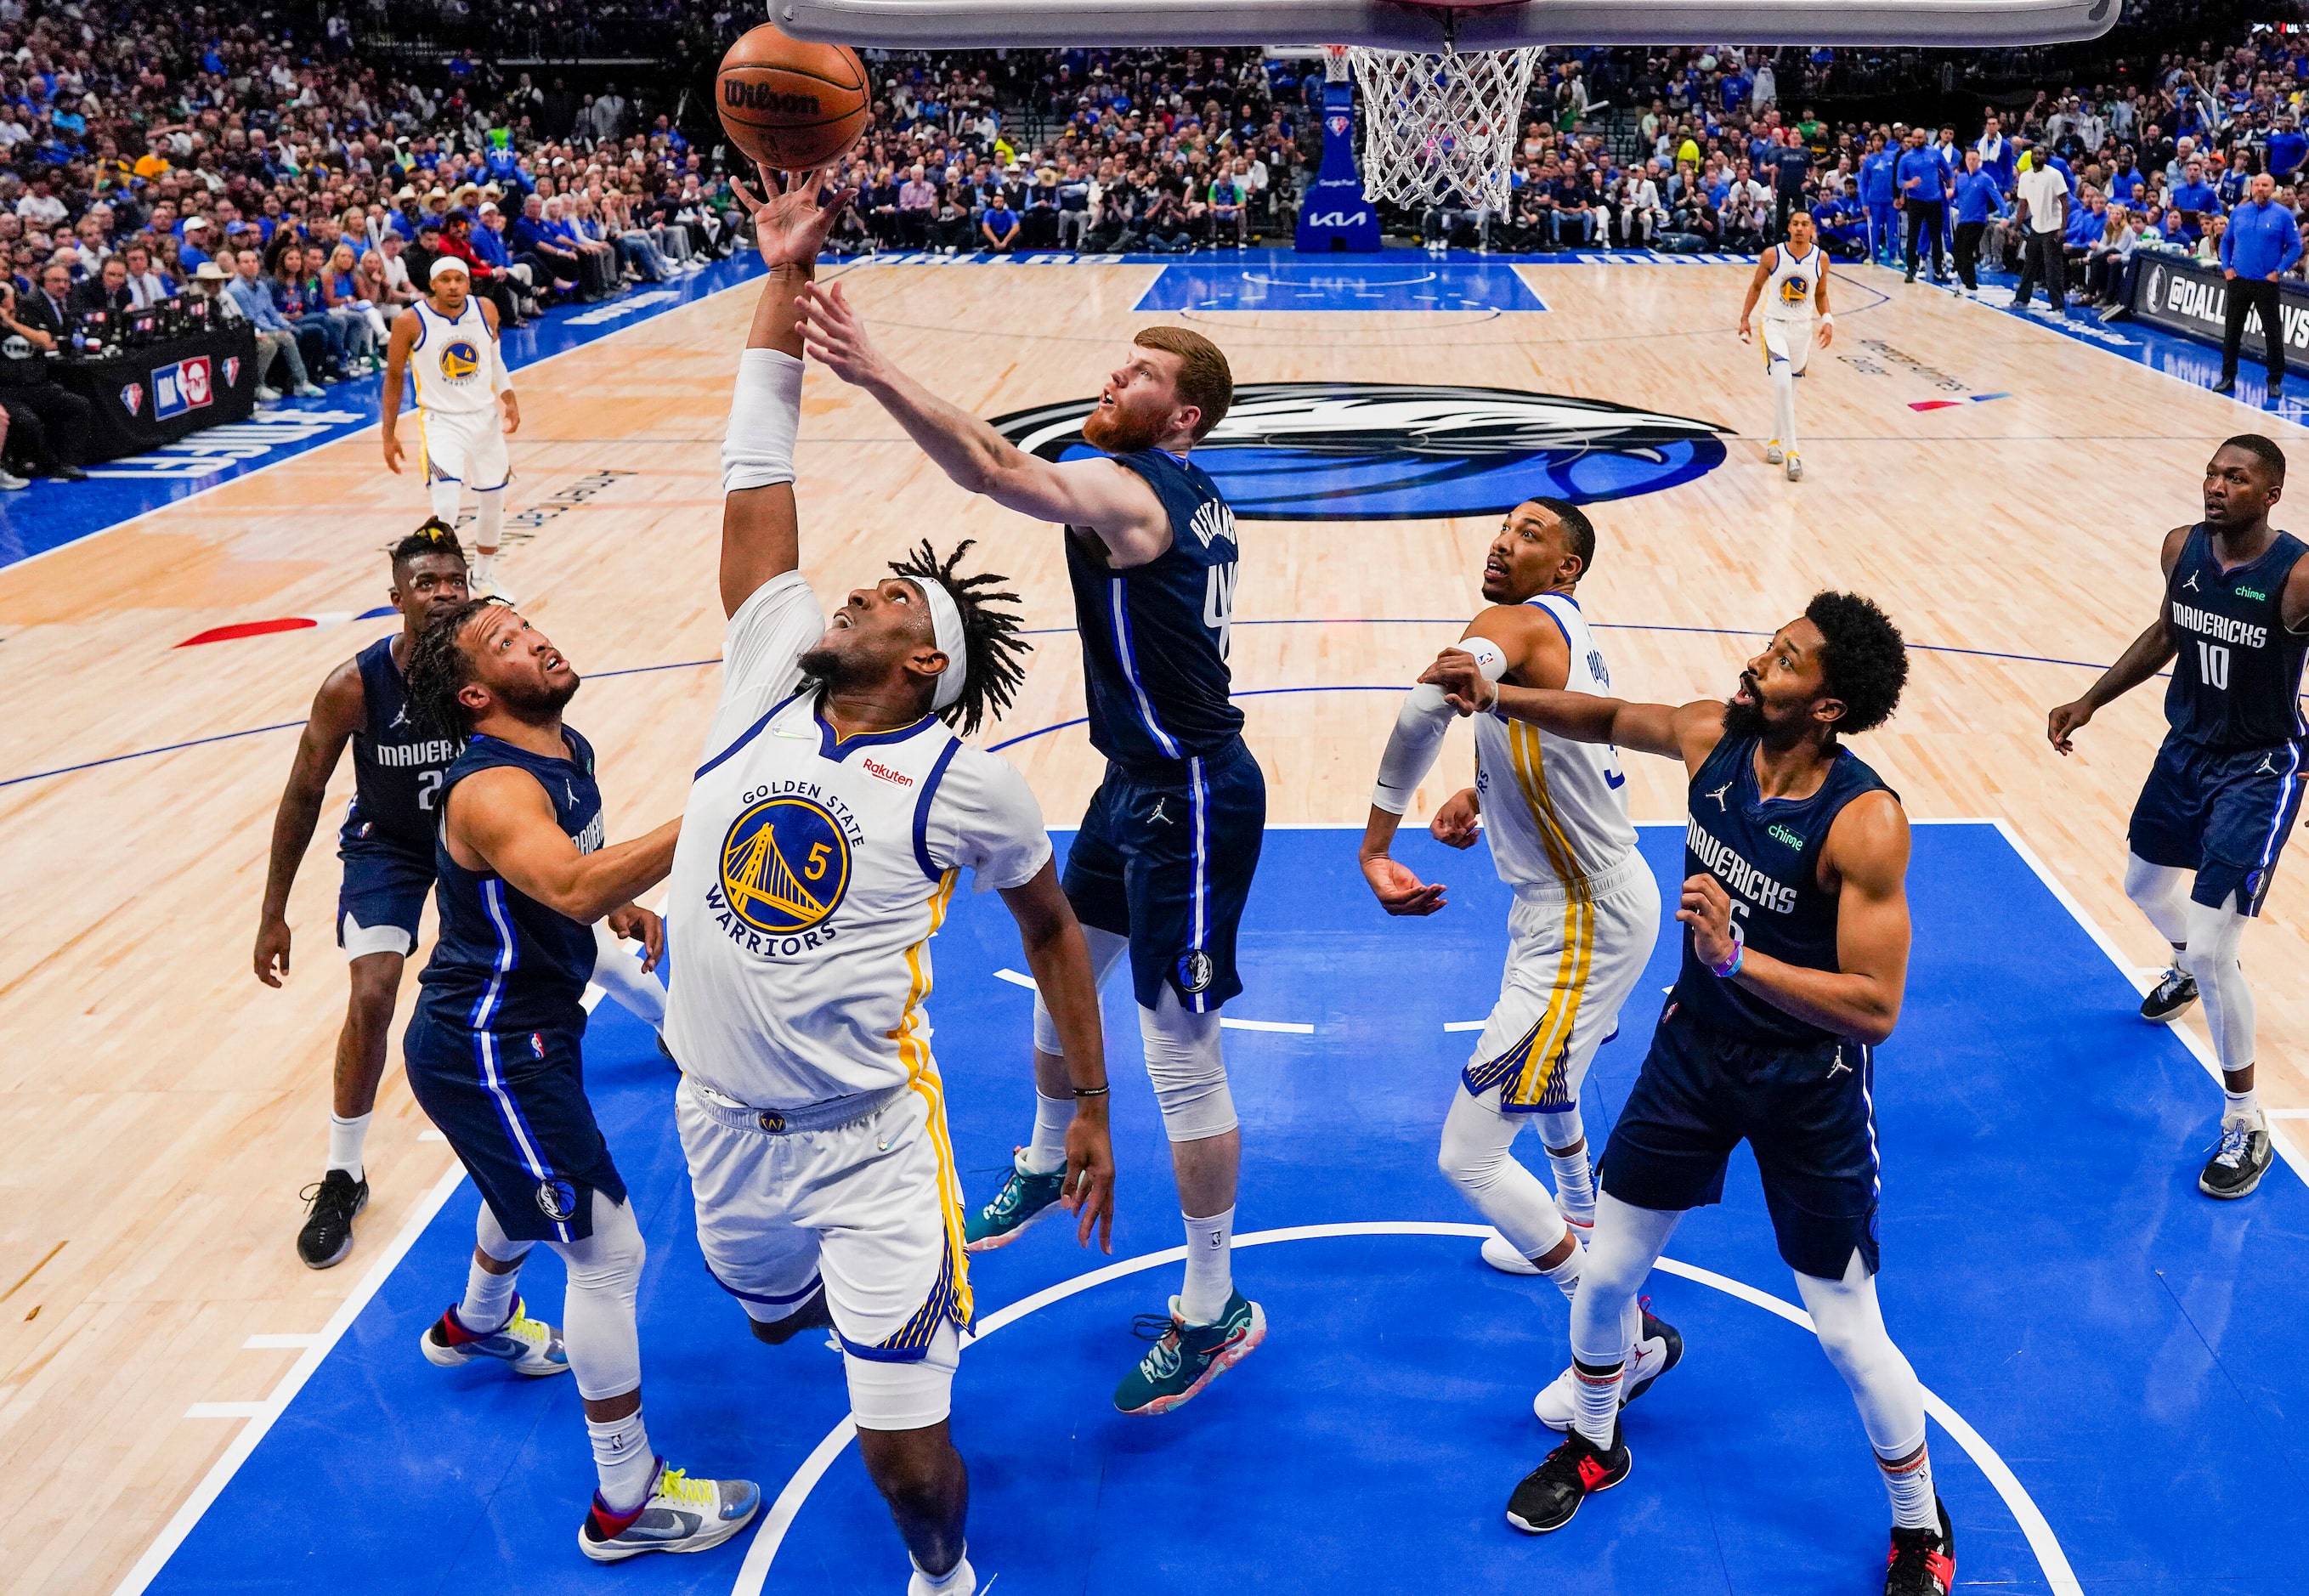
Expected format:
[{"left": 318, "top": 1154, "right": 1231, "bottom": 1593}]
[
  {"left": 151, "top": 355, "right": 213, "bottom": 420},
  {"left": 223, "top": 356, "right": 241, "bottom": 388},
  {"left": 118, "top": 382, "right": 143, "bottom": 416}
]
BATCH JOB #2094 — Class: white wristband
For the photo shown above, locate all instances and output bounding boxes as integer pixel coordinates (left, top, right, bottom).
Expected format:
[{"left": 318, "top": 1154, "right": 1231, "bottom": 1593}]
[{"left": 720, "top": 348, "right": 803, "bottom": 495}]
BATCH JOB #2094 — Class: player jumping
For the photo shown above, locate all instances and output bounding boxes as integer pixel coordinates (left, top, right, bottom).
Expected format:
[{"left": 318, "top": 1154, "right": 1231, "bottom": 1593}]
[
  {"left": 1424, "top": 592, "right": 1955, "bottom": 1595},
  {"left": 2047, "top": 433, "right": 2308, "bottom": 1200},
  {"left": 1356, "top": 499, "right": 1668, "bottom": 1368},
  {"left": 253, "top": 521, "right": 665, "bottom": 1271},
  {"left": 799, "top": 251, "right": 1267, "bottom": 1416},
  {"left": 399, "top": 592, "right": 756, "bottom": 1562},
  {"left": 1738, "top": 209, "right": 1835, "bottom": 483},
  {"left": 662, "top": 169, "right": 1115, "bottom": 1596},
  {"left": 383, "top": 257, "right": 518, "bottom": 601}
]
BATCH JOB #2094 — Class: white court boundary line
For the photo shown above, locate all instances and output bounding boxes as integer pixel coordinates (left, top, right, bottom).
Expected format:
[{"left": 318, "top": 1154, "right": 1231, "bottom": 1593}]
[{"left": 727, "top": 1221, "right": 2082, "bottom": 1596}]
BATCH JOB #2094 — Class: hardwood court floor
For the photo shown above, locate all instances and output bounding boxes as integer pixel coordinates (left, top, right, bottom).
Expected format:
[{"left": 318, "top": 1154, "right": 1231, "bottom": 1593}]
[{"left": 0, "top": 258, "right": 2301, "bottom": 1593}]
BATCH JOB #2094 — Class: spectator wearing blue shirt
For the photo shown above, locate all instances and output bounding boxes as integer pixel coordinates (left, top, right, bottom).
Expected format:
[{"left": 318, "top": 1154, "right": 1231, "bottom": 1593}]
[
  {"left": 224, "top": 246, "right": 323, "bottom": 399},
  {"left": 2216, "top": 173, "right": 2304, "bottom": 396},
  {"left": 1895, "top": 127, "right": 1950, "bottom": 281},
  {"left": 1810, "top": 178, "right": 1866, "bottom": 258},
  {"left": 1859, "top": 134, "right": 1899, "bottom": 265},
  {"left": 2270, "top": 113, "right": 2308, "bottom": 185},
  {"left": 2168, "top": 160, "right": 2222, "bottom": 246},
  {"left": 176, "top": 215, "right": 213, "bottom": 273},
  {"left": 1949, "top": 149, "right": 2008, "bottom": 294},
  {"left": 1975, "top": 114, "right": 2018, "bottom": 191}
]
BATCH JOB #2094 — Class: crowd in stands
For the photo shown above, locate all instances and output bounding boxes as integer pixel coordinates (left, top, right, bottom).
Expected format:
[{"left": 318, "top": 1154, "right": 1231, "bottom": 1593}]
[{"left": 0, "top": 0, "right": 2289, "bottom": 484}]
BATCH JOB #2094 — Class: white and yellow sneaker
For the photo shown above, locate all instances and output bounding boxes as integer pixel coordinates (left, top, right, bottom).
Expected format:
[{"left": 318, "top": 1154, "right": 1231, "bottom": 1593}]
[
  {"left": 419, "top": 1296, "right": 569, "bottom": 1378},
  {"left": 1764, "top": 439, "right": 1785, "bottom": 464},
  {"left": 1785, "top": 451, "right": 1803, "bottom": 481},
  {"left": 579, "top": 1460, "right": 761, "bottom": 1562}
]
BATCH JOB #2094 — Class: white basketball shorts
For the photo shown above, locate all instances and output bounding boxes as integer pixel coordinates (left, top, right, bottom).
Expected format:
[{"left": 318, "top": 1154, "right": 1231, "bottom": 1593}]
[
  {"left": 676, "top": 1073, "right": 970, "bottom": 1429},
  {"left": 1460, "top": 852, "right": 1662, "bottom": 1113},
  {"left": 418, "top": 406, "right": 510, "bottom": 492},
  {"left": 1761, "top": 316, "right": 1816, "bottom": 375}
]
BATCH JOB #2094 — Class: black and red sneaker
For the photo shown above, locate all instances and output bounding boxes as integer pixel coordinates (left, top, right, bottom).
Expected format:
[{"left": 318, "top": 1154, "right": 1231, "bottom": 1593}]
[
  {"left": 1885, "top": 1497, "right": 1955, "bottom": 1594},
  {"left": 1504, "top": 1423, "right": 1630, "bottom": 1534}
]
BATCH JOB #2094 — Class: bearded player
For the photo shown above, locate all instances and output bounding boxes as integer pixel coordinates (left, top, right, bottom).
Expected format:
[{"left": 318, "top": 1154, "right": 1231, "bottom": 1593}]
[
  {"left": 1424, "top": 594, "right": 1956, "bottom": 1595},
  {"left": 664, "top": 168, "right": 1114, "bottom": 1596},
  {"left": 1737, "top": 210, "right": 1835, "bottom": 483},
  {"left": 382, "top": 256, "right": 519, "bottom": 600},
  {"left": 253, "top": 520, "right": 666, "bottom": 1273},
  {"left": 800, "top": 266, "right": 1266, "bottom": 1416},
  {"left": 1356, "top": 497, "right": 1675, "bottom": 1381}
]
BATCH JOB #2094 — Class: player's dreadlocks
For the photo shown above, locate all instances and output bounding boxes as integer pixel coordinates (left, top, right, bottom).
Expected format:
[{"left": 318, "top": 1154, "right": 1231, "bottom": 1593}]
[
  {"left": 404, "top": 595, "right": 511, "bottom": 741},
  {"left": 888, "top": 538, "right": 1029, "bottom": 739},
  {"left": 390, "top": 517, "right": 466, "bottom": 573}
]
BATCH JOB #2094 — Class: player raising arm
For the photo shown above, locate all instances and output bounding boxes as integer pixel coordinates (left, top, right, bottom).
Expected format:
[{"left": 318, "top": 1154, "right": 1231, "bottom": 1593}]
[
  {"left": 1423, "top": 594, "right": 1956, "bottom": 1596},
  {"left": 663, "top": 167, "right": 1112, "bottom": 1596}
]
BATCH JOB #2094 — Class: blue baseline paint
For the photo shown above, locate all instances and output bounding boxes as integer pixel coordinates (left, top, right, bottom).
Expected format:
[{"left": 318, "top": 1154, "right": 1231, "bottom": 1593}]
[
  {"left": 1134, "top": 258, "right": 1547, "bottom": 314},
  {"left": 0, "top": 260, "right": 772, "bottom": 572},
  {"left": 138, "top": 825, "right": 2309, "bottom": 1594}
]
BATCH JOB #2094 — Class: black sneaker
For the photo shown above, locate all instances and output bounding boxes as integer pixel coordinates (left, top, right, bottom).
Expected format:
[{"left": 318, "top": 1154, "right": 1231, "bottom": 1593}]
[
  {"left": 1885, "top": 1497, "right": 1955, "bottom": 1593},
  {"left": 297, "top": 1169, "right": 369, "bottom": 1269},
  {"left": 2140, "top": 965, "right": 2198, "bottom": 1023},
  {"left": 1504, "top": 1423, "right": 1629, "bottom": 1534},
  {"left": 2199, "top": 1118, "right": 2273, "bottom": 1199}
]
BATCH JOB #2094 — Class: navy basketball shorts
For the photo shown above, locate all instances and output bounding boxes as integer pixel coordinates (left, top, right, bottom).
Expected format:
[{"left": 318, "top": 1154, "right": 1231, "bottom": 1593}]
[
  {"left": 2128, "top": 735, "right": 2306, "bottom": 916},
  {"left": 1599, "top": 1002, "right": 1880, "bottom": 1281},
  {"left": 337, "top": 835, "right": 434, "bottom": 959},
  {"left": 1061, "top": 734, "right": 1266, "bottom": 1014},
  {"left": 404, "top": 1012, "right": 627, "bottom": 1244}
]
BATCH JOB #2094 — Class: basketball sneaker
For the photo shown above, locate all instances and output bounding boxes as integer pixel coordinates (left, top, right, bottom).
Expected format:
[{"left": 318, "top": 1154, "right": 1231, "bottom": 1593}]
[
  {"left": 965, "top": 1150, "right": 1067, "bottom": 1251},
  {"left": 1764, "top": 439, "right": 1785, "bottom": 464},
  {"left": 1480, "top": 1231, "right": 1542, "bottom": 1275},
  {"left": 296, "top": 1168, "right": 367, "bottom": 1270},
  {"left": 578, "top": 1459, "right": 761, "bottom": 1563},
  {"left": 1503, "top": 1422, "right": 1630, "bottom": 1534},
  {"left": 1113, "top": 1290, "right": 1265, "bottom": 1416},
  {"left": 2199, "top": 1116, "right": 2274, "bottom": 1199},
  {"left": 419, "top": 1296, "right": 570, "bottom": 1377},
  {"left": 1885, "top": 1497, "right": 1956, "bottom": 1594},
  {"left": 1532, "top": 1306, "right": 1683, "bottom": 1430},
  {"left": 1786, "top": 451, "right": 1803, "bottom": 481},
  {"left": 2140, "top": 965, "right": 2199, "bottom": 1023}
]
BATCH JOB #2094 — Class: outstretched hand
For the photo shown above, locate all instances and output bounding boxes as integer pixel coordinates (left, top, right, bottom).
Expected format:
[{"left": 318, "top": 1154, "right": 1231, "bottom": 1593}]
[
  {"left": 730, "top": 161, "right": 857, "bottom": 271},
  {"left": 795, "top": 278, "right": 881, "bottom": 387},
  {"left": 1362, "top": 854, "right": 1446, "bottom": 916}
]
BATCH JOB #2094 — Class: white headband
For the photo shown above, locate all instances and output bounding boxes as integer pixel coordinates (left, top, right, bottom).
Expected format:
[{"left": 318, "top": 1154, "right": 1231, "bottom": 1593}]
[
  {"left": 917, "top": 577, "right": 968, "bottom": 713},
  {"left": 429, "top": 255, "right": 468, "bottom": 282}
]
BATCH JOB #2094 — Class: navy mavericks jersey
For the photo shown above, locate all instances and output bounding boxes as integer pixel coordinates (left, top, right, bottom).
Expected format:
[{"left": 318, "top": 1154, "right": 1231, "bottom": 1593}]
[
  {"left": 1064, "top": 447, "right": 1243, "bottom": 766},
  {"left": 1672, "top": 734, "right": 1896, "bottom": 1046},
  {"left": 417, "top": 729, "right": 604, "bottom": 1036},
  {"left": 2163, "top": 524, "right": 2309, "bottom": 751},
  {"left": 341, "top": 635, "right": 459, "bottom": 852}
]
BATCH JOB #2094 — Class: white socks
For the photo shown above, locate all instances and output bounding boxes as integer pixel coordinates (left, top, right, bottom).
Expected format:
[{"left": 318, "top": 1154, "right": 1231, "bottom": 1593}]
[
  {"left": 475, "top": 486, "right": 503, "bottom": 549},
  {"left": 457, "top": 1255, "right": 521, "bottom": 1335},
  {"left": 586, "top": 1406, "right": 657, "bottom": 1512},
  {"left": 2225, "top": 1084, "right": 2262, "bottom": 1124},
  {"left": 1180, "top": 1207, "right": 1235, "bottom": 1324},
  {"left": 327, "top": 1112, "right": 371, "bottom": 1180},
  {"left": 1770, "top": 359, "right": 1797, "bottom": 452},
  {"left": 1021, "top": 1089, "right": 1072, "bottom": 1176},
  {"left": 1539, "top": 1108, "right": 1594, "bottom": 1220},
  {"left": 908, "top": 1551, "right": 976, "bottom": 1596},
  {"left": 1571, "top": 1356, "right": 1623, "bottom": 1447},
  {"left": 1878, "top": 1443, "right": 1937, "bottom": 1531},
  {"left": 1540, "top": 1247, "right": 1582, "bottom": 1304}
]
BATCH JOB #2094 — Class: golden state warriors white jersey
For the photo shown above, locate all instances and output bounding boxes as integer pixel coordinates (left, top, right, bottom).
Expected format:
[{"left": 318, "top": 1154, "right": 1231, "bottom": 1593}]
[
  {"left": 408, "top": 297, "right": 500, "bottom": 416},
  {"left": 665, "top": 572, "right": 1053, "bottom": 1110},
  {"left": 1473, "top": 593, "right": 1637, "bottom": 893},
  {"left": 1762, "top": 241, "right": 1825, "bottom": 323}
]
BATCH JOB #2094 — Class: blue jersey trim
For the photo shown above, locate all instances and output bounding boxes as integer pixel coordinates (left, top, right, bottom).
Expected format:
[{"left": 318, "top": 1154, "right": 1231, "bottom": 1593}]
[
  {"left": 814, "top": 708, "right": 938, "bottom": 763},
  {"left": 1527, "top": 594, "right": 1575, "bottom": 652},
  {"left": 913, "top": 738, "right": 965, "bottom": 882},
  {"left": 694, "top": 693, "right": 799, "bottom": 781},
  {"left": 705, "top": 1265, "right": 823, "bottom": 1307},
  {"left": 1109, "top": 576, "right": 1183, "bottom": 759},
  {"left": 467, "top": 884, "right": 569, "bottom": 1242}
]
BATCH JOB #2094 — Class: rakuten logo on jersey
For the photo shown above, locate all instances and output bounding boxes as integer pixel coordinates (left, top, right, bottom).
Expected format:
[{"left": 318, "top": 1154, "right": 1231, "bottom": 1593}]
[{"left": 863, "top": 757, "right": 915, "bottom": 789}]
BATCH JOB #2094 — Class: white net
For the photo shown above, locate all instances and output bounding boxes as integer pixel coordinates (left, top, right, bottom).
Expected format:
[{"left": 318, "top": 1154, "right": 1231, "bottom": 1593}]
[{"left": 1338, "top": 43, "right": 1541, "bottom": 213}]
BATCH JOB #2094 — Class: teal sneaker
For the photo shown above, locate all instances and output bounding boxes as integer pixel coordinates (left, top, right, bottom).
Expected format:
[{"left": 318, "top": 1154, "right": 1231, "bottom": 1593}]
[
  {"left": 1112, "top": 1290, "right": 1266, "bottom": 1416},
  {"left": 965, "top": 1150, "right": 1067, "bottom": 1252}
]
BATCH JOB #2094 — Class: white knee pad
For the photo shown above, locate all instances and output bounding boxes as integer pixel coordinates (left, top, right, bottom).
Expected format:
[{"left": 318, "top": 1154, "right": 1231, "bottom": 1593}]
[
  {"left": 2125, "top": 852, "right": 2193, "bottom": 946},
  {"left": 2180, "top": 898, "right": 2256, "bottom": 1072},
  {"left": 846, "top": 1319, "right": 961, "bottom": 1431},
  {"left": 427, "top": 479, "right": 462, "bottom": 524},
  {"left": 1031, "top": 924, "right": 1129, "bottom": 1056},
  {"left": 549, "top": 1190, "right": 647, "bottom": 1401},
  {"left": 1140, "top": 985, "right": 1234, "bottom": 1142},
  {"left": 475, "top": 1195, "right": 535, "bottom": 1267},
  {"left": 1792, "top": 1250, "right": 1926, "bottom": 1459},
  {"left": 1537, "top": 1106, "right": 1585, "bottom": 1152}
]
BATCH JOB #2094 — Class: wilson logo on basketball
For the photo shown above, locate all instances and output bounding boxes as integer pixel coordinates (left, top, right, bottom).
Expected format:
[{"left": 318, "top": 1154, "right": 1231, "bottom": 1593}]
[{"left": 724, "top": 82, "right": 823, "bottom": 115}]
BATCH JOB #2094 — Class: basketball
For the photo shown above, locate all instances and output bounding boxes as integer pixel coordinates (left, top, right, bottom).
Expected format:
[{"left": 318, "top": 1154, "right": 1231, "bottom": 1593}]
[{"left": 715, "top": 25, "right": 869, "bottom": 172}]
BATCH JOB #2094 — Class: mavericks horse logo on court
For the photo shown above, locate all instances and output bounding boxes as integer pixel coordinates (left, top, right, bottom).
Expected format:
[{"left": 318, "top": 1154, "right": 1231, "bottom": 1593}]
[
  {"left": 989, "top": 382, "right": 1726, "bottom": 520},
  {"left": 440, "top": 340, "right": 482, "bottom": 383},
  {"left": 715, "top": 793, "right": 853, "bottom": 940}
]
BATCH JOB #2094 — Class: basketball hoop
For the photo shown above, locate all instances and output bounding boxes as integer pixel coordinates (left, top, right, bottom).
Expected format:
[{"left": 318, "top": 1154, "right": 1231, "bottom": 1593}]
[{"left": 1329, "top": 32, "right": 1539, "bottom": 214}]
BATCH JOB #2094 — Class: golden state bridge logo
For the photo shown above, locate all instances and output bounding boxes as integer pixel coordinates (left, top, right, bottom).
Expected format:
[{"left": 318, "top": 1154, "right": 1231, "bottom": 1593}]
[
  {"left": 719, "top": 795, "right": 851, "bottom": 936},
  {"left": 1778, "top": 279, "right": 1811, "bottom": 307},
  {"left": 440, "top": 340, "right": 482, "bottom": 382}
]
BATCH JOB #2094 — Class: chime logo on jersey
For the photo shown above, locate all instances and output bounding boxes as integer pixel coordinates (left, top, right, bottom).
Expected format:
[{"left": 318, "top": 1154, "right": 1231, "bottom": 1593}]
[
  {"left": 440, "top": 340, "right": 482, "bottom": 383},
  {"left": 717, "top": 794, "right": 852, "bottom": 937},
  {"left": 988, "top": 382, "right": 1726, "bottom": 521}
]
